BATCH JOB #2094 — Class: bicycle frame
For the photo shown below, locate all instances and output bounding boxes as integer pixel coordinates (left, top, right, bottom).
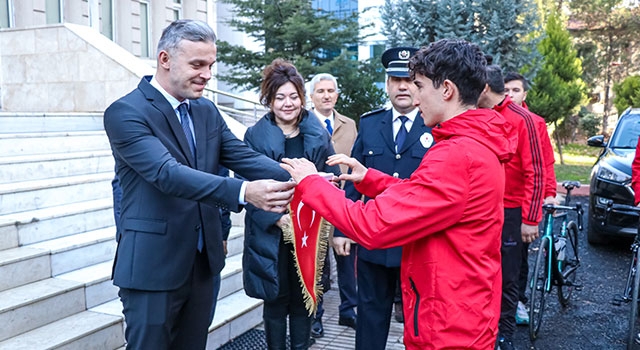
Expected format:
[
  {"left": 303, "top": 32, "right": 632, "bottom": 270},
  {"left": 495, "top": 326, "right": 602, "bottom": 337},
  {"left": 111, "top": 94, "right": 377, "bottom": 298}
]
[
  {"left": 538, "top": 208, "right": 581, "bottom": 292},
  {"left": 529, "top": 181, "right": 583, "bottom": 341}
]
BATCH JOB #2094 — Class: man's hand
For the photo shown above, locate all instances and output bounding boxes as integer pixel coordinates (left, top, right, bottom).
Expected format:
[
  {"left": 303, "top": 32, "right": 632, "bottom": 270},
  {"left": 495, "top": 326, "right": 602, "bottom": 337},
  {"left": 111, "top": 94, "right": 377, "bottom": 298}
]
[
  {"left": 522, "top": 223, "right": 539, "bottom": 243},
  {"left": 223, "top": 240, "right": 228, "bottom": 256},
  {"left": 326, "top": 154, "right": 367, "bottom": 183},
  {"left": 245, "top": 179, "right": 295, "bottom": 213},
  {"left": 544, "top": 196, "right": 558, "bottom": 206},
  {"left": 332, "top": 237, "right": 355, "bottom": 256},
  {"left": 276, "top": 214, "right": 292, "bottom": 230},
  {"left": 280, "top": 158, "right": 319, "bottom": 183}
]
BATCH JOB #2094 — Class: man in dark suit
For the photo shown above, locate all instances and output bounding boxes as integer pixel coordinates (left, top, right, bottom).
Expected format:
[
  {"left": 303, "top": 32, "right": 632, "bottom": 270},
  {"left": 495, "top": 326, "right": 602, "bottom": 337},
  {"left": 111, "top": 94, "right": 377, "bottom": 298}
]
[
  {"left": 333, "top": 47, "right": 434, "bottom": 350},
  {"left": 103, "top": 20, "right": 294, "bottom": 350}
]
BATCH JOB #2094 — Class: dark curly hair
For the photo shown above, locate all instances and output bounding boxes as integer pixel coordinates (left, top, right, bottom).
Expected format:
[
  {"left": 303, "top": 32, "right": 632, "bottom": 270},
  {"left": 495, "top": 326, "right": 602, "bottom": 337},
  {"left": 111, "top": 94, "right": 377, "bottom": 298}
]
[
  {"left": 409, "top": 39, "right": 487, "bottom": 106},
  {"left": 259, "top": 59, "right": 306, "bottom": 109}
]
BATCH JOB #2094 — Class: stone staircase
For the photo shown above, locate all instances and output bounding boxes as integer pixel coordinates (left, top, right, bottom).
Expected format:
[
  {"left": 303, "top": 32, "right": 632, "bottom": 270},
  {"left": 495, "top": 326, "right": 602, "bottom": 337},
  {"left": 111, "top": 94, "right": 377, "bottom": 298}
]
[{"left": 0, "top": 113, "right": 261, "bottom": 349}]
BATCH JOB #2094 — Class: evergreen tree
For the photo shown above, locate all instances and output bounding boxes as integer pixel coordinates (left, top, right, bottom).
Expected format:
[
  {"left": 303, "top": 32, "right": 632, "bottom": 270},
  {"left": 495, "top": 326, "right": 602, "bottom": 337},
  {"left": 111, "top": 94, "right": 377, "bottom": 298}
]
[
  {"left": 613, "top": 75, "right": 640, "bottom": 113},
  {"left": 433, "top": 0, "right": 474, "bottom": 41},
  {"left": 526, "top": 12, "right": 586, "bottom": 164},
  {"left": 380, "top": 0, "right": 541, "bottom": 72},
  {"left": 382, "top": 0, "right": 440, "bottom": 47},
  {"left": 216, "top": 0, "right": 385, "bottom": 119},
  {"left": 569, "top": 0, "right": 640, "bottom": 131}
]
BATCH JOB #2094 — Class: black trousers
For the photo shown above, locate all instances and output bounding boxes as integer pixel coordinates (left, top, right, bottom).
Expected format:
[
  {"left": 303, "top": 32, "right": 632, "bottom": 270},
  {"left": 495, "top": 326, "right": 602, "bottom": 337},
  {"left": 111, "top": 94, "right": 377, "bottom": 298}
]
[
  {"left": 334, "top": 245, "right": 358, "bottom": 318},
  {"left": 355, "top": 258, "right": 399, "bottom": 350},
  {"left": 499, "top": 207, "right": 523, "bottom": 339},
  {"left": 119, "top": 251, "right": 214, "bottom": 350}
]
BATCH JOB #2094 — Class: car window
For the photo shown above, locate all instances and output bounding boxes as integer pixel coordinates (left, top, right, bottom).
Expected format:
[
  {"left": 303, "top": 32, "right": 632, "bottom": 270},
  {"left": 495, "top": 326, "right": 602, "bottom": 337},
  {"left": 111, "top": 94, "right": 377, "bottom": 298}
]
[{"left": 610, "top": 113, "right": 640, "bottom": 149}]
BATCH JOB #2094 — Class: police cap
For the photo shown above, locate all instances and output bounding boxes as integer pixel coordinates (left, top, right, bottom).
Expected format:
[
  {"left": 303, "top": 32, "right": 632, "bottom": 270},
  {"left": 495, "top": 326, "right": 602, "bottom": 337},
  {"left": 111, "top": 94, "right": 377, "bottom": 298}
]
[{"left": 381, "top": 47, "right": 418, "bottom": 78}]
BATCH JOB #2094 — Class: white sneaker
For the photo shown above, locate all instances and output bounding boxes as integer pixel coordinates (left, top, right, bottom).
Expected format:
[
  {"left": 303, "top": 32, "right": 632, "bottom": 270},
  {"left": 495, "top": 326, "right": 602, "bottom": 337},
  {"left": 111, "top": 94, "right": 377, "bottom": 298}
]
[{"left": 515, "top": 301, "right": 529, "bottom": 325}]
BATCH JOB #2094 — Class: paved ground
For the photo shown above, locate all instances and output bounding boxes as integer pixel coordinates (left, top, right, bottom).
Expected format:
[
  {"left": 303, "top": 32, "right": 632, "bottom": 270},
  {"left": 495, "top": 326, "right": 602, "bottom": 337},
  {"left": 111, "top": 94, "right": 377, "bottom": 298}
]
[{"left": 250, "top": 252, "right": 406, "bottom": 350}]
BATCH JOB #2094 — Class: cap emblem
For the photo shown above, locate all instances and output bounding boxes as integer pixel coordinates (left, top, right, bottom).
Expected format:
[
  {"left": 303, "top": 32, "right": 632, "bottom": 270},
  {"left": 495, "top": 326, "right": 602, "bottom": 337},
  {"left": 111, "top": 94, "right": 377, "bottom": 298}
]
[{"left": 398, "top": 50, "right": 411, "bottom": 60}]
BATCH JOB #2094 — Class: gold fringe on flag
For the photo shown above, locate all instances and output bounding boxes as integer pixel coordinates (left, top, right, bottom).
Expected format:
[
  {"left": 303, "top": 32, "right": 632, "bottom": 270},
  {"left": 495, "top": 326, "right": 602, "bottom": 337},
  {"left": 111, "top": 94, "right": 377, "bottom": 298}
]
[{"left": 281, "top": 211, "right": 331, "bottom": 317}]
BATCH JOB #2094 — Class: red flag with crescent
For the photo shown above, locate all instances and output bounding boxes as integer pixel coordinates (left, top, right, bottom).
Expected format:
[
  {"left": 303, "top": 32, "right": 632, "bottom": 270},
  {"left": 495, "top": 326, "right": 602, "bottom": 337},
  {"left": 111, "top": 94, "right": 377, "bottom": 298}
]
[{"left": 282, "top": 186, "right": 331, "bottom": 316}]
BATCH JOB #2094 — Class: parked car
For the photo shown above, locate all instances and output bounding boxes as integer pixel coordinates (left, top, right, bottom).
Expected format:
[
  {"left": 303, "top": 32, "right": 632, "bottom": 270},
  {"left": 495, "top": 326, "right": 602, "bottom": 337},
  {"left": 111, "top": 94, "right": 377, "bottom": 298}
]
[{"left": 587, "top": 107, "right": 640, "bottom": 244}]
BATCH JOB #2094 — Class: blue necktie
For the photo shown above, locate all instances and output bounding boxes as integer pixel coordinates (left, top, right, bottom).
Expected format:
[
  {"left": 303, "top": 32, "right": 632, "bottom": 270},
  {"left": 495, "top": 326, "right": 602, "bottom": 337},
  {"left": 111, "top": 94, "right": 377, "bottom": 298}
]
[
  {"left": 395, "top": 116, "right": 409, "bottom": 151},
  {"left": 177, "top": 103, "right": 196, "bottom": 159},
  {"left": 177, "top": 103, "right": 203, "bottom": 251},
  {"left": 324, "top": 118, "right": 333, "bottom": 135}
]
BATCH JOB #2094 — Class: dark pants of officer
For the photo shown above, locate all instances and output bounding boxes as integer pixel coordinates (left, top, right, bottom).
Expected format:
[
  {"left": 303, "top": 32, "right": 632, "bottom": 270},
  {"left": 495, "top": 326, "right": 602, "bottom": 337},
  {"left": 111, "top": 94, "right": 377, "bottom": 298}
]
[
  {"left": 334, "top": 245, "right": 358, "bottom": 318},
  {"left": 499, "top": 207, "right": 523, "bottom": 340},
  {"left": 355, "top": 259, "right": 399, "bottom": 350}
]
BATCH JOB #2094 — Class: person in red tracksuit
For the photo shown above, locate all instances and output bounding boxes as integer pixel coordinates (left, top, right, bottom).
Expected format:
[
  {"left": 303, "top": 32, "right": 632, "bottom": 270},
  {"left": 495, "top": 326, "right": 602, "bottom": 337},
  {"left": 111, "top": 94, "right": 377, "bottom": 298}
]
[
  {"left": 281, "top": 39, "right": 517, "bottom": 350},
  {"left": 504, "top": 71, "right": 558, "bottom": 327},
  {"left": 632, "top": 141, "right": 640, "bottom": 205},
  {"left": 478, "top": 65, "right": 546, "bottom": 349}
]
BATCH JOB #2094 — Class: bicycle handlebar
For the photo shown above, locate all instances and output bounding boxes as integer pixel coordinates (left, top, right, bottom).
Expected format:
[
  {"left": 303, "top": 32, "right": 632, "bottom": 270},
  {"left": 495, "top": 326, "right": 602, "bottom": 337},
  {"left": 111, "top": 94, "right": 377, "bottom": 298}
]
[{"left": 542, "top": 202, "right": 584, "bottom": 231}]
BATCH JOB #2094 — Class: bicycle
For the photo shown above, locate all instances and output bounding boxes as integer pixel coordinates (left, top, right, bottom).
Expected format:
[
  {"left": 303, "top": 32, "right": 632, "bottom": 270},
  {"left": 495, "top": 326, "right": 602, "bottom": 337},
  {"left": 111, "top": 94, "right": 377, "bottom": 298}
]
[
  {"left": 607, "top": 201, "right": 640, "bottom": 349},
  {"left": 529, "top": 180, "right": 584, "bottom": 341}
]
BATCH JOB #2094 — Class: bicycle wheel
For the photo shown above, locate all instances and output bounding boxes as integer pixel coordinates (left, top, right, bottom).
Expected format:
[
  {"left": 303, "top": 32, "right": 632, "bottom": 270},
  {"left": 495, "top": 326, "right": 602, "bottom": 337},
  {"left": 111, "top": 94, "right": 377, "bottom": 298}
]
[
  {"left": 558, "top": 221, "right": 579, "bottom": 306},
  {"left": 628, "top": 248, "right": 640, "bottom": 349},
  {"left": 530, "top": 236, "right": 550, "bottom": 341}
]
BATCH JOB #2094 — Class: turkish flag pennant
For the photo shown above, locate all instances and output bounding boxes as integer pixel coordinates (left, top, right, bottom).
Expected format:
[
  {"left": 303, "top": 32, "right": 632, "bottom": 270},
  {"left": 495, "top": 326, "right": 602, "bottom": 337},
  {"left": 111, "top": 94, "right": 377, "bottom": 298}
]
[{"left": 282, "top": 188, "right": 331, "bottom": 316}]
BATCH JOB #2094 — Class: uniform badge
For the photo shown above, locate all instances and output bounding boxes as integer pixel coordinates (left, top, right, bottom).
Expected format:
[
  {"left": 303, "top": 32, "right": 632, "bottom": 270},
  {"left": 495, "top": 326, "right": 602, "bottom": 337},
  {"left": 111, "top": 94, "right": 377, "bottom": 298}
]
[
  {"left": 399, "top": 50, "right": 411, "bottom": 60},
  {"left": 420, "top": 132, "right": 434, "bottom": 148}
]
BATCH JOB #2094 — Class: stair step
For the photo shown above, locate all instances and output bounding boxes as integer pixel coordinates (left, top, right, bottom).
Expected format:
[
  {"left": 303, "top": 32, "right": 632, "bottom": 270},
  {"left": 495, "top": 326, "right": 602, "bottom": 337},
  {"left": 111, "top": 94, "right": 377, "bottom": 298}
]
[
  {"left": 0, "top": 198, "right": 114, "bottom": 248},
  {"left": 57, "top": 261, "right": 118, "bottom": 309},
  {"left": 206, "top": 290, "right": 263, "bottom": 349},
  {"left": 0, "top": 278, "right": 85, "bottom": 341},
  {"left": 0, "top": 173, "right": 114, "bottom": 214},
  {"left": 0, "top": 246, "right": 50, "bottom": 292},
  {"left": 0, "top": 112, "right": 105, "bottom": 133},
  {"left": 0, "top": 131, "right": 110, "bottom": 156},
  {"left": 30, "top": 227, "right": 116, "bottom": 276},
  {"left": 90, "top": 289, "right": 263, "bottom": 350},
  {"left": 225, "top": 226, "right": 244, "bottom": 257},
  {"left": 0, "top": 150, "right": 114, "bottom": 184},
  {"left": 0, "top": 310, "right": 123, "bottom": 350},
  {"left": 219, "top": 253, "right": 243, "bottom": 299}
]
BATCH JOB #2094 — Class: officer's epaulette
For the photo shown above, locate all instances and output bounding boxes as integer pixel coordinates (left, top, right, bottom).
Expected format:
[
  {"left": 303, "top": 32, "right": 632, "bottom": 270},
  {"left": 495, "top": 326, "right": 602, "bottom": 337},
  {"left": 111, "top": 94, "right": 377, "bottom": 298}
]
[{"left": 360, "top": 107, "right": 386, "bottom": 119}]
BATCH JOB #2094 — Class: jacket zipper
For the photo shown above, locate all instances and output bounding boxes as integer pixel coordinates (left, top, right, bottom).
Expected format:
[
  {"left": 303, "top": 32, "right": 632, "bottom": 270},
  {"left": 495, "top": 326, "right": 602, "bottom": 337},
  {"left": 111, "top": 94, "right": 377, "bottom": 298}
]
[{"left": 409, "top": 277, "right": 420, "bottom": 337}]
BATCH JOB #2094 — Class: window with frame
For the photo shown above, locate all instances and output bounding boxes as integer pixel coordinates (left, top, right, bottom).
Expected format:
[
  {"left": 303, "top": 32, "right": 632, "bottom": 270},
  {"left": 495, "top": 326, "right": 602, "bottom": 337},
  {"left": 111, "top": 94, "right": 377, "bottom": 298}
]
[
  {"left": 139, "top": 1, "right": 150, "bottom": 57},
  {"left": 171, "top": 0, "right": 182, "bottom": 21},
  {"left": 100, "top": 0, "right": 114, "bottom": 39},
  {"left": 45, "top": 0, "right": 62, "bottom": 24},
  {"left": 0, "top": 0, "right": 12, "bottom": 28}
]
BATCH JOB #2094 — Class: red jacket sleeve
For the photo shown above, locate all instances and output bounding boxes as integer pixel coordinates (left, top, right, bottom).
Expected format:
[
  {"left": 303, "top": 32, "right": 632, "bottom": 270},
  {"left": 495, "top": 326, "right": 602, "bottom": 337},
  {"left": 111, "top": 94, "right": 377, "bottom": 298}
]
[
  {"left": 497, "top": 103, "right": 545, "bottom": 226},
  {"left": 535, "top": 116, "right": 557, "bottom": 199},
  {"left": 297, "top": 145, "right": 468, "bottom": 250},
  {"left": 632, "top": 140, "right": 640, "bottom": 205}
]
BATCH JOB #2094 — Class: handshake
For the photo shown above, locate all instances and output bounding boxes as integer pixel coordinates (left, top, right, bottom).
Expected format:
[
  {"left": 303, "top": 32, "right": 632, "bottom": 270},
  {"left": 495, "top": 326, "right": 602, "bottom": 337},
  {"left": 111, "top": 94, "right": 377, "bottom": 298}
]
[{"left": 244, "top": 155, "right": 367, "bottom": 213}]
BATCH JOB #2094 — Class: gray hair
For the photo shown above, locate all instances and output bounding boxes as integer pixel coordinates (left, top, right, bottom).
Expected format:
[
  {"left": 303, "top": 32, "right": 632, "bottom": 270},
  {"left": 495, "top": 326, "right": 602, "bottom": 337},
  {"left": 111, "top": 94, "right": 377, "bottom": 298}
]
[
  {"left": 157, "top": 19, "right": 217, "bottom": 54},
  {"left": 309, "top": 73, "right": 340, "bottom": 95}
]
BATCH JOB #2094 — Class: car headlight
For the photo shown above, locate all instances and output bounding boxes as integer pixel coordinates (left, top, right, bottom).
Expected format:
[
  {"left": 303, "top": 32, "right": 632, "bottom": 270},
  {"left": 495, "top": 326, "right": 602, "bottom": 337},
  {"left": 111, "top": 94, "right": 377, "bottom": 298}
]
[{"left": 596, "top": 162, "right": 631, "bottom": 183}]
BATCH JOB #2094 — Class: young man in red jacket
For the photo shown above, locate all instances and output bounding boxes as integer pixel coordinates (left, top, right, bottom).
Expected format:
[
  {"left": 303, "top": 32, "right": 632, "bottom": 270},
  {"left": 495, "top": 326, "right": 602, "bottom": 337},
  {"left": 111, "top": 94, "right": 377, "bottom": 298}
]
[
  {"left": 478, "top": 65, "right": 545, "bottom": 350},
  {"left": 281, "top": 39, "right": 517, "bottom": 350},
  {"left": 505, "top": 71, "right": 558, "bottom": 327}
]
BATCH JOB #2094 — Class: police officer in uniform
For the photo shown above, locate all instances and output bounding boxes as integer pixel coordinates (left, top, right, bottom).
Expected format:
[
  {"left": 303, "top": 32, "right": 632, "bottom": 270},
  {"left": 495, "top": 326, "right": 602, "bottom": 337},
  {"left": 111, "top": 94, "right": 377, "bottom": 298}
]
[{"left": 334, "top": 47, "right": 434, "bottom": 350}]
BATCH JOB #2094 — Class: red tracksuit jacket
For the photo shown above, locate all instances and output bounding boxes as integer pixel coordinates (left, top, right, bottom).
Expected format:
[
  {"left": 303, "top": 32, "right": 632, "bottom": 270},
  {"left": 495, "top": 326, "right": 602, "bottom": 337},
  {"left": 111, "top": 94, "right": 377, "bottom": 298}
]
[
  {"left": 494, "top": 97, "right": 545, "bottom": 225},
  {"left": 297, "top": 109, "right": 517, "bottom": 349},
  {"left": 522, "top": 101, "right": 557, "bottom": 199}
]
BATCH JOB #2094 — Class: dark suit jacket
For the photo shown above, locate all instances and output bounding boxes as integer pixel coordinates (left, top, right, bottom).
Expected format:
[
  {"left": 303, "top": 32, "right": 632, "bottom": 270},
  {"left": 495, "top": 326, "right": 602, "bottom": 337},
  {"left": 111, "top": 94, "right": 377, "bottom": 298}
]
[
  {"left": 334, "top": 108, "right": 433, "bottom": 267},
  {"left": 103, "top": 76, "right": 289, "bottom": 291}
]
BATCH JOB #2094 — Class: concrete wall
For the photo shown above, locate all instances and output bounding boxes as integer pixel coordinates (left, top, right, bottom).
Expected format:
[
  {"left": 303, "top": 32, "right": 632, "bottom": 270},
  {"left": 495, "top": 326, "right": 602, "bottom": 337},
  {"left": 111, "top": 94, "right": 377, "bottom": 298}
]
[{"left": 0, "top": 23, "right": 154, "bottom": 112}]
